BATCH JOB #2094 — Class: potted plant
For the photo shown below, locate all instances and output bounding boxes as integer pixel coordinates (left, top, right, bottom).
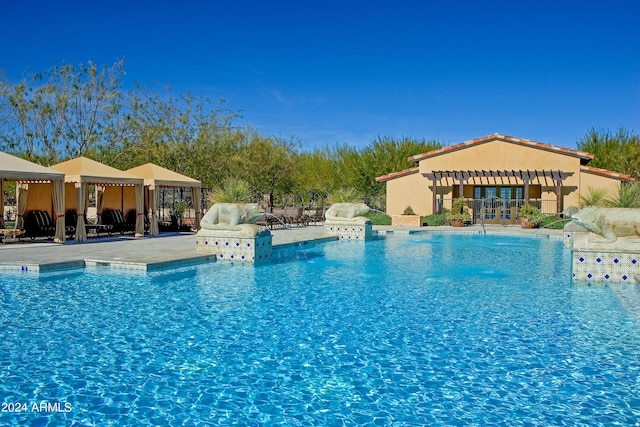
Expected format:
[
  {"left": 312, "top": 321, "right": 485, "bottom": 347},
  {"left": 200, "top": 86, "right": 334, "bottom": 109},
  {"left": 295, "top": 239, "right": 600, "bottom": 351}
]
[
  {"left": 518, "top": 203, "right": 543, "bottom": 229},
  {"left": 446, "top": 198, "right": 471, "bottom": 227},
  {"left": 391, "top": 205, "right": 423, "bottom": 226}
]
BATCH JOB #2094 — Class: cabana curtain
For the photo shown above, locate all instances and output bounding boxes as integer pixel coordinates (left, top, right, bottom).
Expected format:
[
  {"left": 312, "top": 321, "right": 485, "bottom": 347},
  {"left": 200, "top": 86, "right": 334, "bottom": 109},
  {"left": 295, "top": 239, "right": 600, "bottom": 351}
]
[
  {"left": 0, "top": 180, "right": 3, "bottom": 227},
  {"left": 52, "top": 180, "right": 65, "bottom": 243},
  {"left": 193, "top": 189, "right": 201, "bottom": 230},
  {"left": 75, "top": 183, "right": 88, "bottom": 243},
  {"left": 16, "top": 183, "right": 28, "bottom": 230},
  {"left": 134, "top": 184, "right": 144, "bottom": 237},
  {"left": 148, "top": 186, "right": 159, "bottom": 236},
  {"left": 96, "top": 185, "right": 105, "bottom": 224}
]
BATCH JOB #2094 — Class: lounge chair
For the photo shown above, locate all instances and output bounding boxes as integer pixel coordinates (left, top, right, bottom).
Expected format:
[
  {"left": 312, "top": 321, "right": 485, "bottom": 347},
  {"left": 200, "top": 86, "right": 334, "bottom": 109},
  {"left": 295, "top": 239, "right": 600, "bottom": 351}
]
[
  {"left": 65, "top": 209, "right": 78, "bottom": 238},
  {"left": 23, "top": 210, "right": 56, "bottom": 240},
  {"left": 102, "top": 209, "right": 135, "bottom": 234},
  {"left": 126, "top": 209, "right": 149, "bottom": 233},
  {"left": 309, "top": 206, "right": 326, "bottom": 225}
]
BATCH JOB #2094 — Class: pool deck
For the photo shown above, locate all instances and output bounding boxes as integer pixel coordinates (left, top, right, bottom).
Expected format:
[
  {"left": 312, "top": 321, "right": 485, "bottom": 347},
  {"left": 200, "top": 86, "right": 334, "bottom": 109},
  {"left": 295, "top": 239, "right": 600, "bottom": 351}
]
[{"left": 0, "top": 224, "right": 563, "bottom": 272}]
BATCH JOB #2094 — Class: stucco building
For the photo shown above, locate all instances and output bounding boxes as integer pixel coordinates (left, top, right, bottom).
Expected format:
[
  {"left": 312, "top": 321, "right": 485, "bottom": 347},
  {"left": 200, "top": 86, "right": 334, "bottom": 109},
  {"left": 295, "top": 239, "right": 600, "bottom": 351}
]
[{"left": 376, "top": 133, "right": 634, "bottom": 225}]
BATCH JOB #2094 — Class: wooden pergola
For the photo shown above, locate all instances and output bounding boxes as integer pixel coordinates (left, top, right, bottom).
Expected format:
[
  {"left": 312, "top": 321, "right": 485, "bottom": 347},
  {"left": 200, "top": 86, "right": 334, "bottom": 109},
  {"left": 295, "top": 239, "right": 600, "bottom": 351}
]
[{"left": 422, "top": 169, "right": 574, "bottom": 215}]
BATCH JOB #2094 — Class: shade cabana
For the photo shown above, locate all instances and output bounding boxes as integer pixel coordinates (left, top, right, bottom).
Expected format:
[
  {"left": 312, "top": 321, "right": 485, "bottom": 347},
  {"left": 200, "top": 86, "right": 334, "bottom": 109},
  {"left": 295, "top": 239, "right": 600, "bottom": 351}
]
[
  {"left": 0, "top": 151, "right": 66, "bottom": 243},
  {"left": 50, "top": 157, "right": 144, "bottom": 243},
  {"left": 125, "top": 163, "right": 202, "bottom": 237}
]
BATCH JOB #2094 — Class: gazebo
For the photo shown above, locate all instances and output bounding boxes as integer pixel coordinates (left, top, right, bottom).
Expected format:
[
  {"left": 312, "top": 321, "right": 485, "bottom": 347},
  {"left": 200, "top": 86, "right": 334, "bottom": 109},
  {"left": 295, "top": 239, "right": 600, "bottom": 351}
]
[
  {"left": 50, "top": 157, "right": 145, "bottom": 242},
  {"left": 125, "top": 163, "right": 202, "bottom": 237},
  {"left": 0, "top": 151, "right": 66, "bottom": 243}
]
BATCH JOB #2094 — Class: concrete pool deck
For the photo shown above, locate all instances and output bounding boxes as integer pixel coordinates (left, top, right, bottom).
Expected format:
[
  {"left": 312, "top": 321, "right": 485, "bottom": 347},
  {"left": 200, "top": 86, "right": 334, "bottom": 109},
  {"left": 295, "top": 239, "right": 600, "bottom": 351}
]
[{"left": 0, "top": 224, "right": 563, "bottom": 272}]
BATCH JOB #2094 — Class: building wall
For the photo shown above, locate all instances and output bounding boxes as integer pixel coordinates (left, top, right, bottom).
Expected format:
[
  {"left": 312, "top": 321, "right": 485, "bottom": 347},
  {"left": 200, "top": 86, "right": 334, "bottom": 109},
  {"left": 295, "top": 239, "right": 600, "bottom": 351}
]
[
  {"left": 386, "top": 171, "right": 431, "bottom": 215},
  {"left": 64, "top": 182, "right": 77, "bottom": 210},
  {"left": 384, "top": 138, "right": 624, "bottom": 216},
  {"left": 24, "top": 183, "right": 53, "bottom": 215},
  {"left": 576, "top": 171, "right": 623, "bottom": 205}
]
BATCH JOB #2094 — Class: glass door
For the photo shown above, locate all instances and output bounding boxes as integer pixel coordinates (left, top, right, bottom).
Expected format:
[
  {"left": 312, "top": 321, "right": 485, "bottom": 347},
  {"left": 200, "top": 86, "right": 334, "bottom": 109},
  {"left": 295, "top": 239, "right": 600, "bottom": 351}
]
[{"left": 499, "top": 187, "right": 511, "bottom": 220}]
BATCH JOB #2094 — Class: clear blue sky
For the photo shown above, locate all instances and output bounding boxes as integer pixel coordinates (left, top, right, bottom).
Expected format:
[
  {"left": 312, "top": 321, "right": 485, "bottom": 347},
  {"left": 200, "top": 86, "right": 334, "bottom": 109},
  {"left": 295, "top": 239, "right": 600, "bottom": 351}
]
[{"left": 1, "top": 0, "right": 639, "bottom": 150}]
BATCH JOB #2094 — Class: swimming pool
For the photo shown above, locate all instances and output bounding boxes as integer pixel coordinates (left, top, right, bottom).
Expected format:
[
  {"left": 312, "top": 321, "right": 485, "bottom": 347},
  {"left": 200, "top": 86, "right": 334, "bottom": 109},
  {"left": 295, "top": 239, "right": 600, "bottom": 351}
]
[{"left": 1, "top": 233, "right": 639, "bottom": 425}]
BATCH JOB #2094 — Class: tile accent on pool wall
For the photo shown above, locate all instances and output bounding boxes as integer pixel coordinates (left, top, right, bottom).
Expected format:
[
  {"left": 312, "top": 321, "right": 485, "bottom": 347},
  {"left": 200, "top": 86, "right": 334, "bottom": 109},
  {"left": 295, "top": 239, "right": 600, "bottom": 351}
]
[
  {"left": 324, "top": 223, "right": 373, "bottom": 241},
  {"left": 196, "top": 234, "right": 272, "bottom": 263},
  {"left": 572, "top": 250, "right": 640, "bottom": 282}
]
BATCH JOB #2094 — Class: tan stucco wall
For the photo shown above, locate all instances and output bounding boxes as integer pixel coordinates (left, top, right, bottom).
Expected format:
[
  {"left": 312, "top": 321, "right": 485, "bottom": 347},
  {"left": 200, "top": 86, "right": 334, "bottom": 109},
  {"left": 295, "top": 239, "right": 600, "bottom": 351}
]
[
  {"left": 574, "top": 172, "right": 622, "bottom": 206},
  {"left": 102, "top": 186, "right": 123, "bottom": 211},
  {"left": 123, "top": 186, "right": 136, "bottom": 214},
  {"left": 25, "top": 183, "right": 53, "bottom": 215},
  {"left": 386, "top": 172, "right": 431, "bottom": 215},
  {"left": 384, "top": 138, "right": 612, "bottom": 216},
  {"left": 64, "top": 182, "right": 77, "bottom": 210}
]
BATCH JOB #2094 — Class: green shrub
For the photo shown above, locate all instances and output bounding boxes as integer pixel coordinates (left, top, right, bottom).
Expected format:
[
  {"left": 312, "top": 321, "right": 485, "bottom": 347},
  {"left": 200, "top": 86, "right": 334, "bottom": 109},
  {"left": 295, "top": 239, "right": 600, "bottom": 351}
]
[
  {"left": 518, "top": 203, "right": 544, "bottom": 225},
  {"left": 208, "top": 178, "right": 253, "bottom": 205},
  {"left": 605, "top": 182, "right": 640, "bottom": 208},
  {"left": 445, "top": 198, "right": 471, "bottom": 222},
  {"left": 579, "top": 187, "right": 607, "bottom": 207},
  {"left": 365, "top": 212, "right": 391, "bottom": 225},
  {"left": 539, "top": 215, "right": 570, "bottom": 230},
  {"left": 328, "top": 188, "right": 363, "bottom": 204},
  {"left": 423, "top": 213, "right": 449, "bottom": 226}
]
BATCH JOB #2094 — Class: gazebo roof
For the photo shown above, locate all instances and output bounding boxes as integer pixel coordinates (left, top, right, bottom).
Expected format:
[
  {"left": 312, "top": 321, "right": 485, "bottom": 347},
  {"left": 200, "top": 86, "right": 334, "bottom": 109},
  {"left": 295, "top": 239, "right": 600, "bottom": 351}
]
[
  {"left": 0, "top": 151, "right": 64, "bottom": 182},
  {"left": 125, "top": 163, "right": 201, "bottom": 188},
  {"left": 50, "top": 156, "right": 143, "bottom": 186}
]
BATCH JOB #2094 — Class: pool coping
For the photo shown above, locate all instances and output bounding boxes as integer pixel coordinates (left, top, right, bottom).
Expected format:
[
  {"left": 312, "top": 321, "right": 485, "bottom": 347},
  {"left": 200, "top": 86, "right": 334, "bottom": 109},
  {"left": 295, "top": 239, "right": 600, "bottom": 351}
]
[{"left": 0, "top": 226, "right": 563, "bottom": 273}]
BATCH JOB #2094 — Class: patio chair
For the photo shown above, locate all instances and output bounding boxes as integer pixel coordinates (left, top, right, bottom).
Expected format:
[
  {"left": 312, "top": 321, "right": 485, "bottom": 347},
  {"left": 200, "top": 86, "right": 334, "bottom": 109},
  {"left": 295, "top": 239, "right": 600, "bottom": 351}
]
[
  {"left": 23, "top": 210, "right": 56, "bottom": 240},
  {"left": 126, "top": 209, "right": 150, "bottom": 233},
  {"left": 102, "top": 209, "right": 135, "bottom": 234},
  {"left": 65, "top": 209, "right": 78, "bottom": 238},
  {"left": 283, "top": 206, "right": 307, "bottom": 227},
  {"left": 309, "top": 206, "right": 326, "bottom": 225}
]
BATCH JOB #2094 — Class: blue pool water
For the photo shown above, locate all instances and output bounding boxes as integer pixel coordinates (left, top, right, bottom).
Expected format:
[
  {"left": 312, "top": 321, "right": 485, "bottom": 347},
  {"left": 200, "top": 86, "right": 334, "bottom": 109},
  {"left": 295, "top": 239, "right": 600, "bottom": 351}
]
[{"left": 1, "top": 233, "right": 640, "bottom": 426}]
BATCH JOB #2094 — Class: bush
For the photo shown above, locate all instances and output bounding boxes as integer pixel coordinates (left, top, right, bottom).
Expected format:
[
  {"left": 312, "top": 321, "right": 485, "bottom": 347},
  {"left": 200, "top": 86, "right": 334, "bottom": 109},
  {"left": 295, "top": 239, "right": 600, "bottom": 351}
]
[
  {"left": 208, "top": 178, "right": 253, "bottom": 205},
  {"left": 445, "top": 198, "right": 471, "bottom": 222},
  {"left": 423, "top": 213, "right": 449, "bottom": 226},
  {"left": 365, "top": 212, "right": 391, "bottom": 225},
  {"left": 518, "top": 203, "right": 544, "bottom": 225},
  {"left": 328, "top": 188, "right": 363, "bottom": 204},
  {"left": 539, "top": 215, "right": 570, "bottom": 230}
]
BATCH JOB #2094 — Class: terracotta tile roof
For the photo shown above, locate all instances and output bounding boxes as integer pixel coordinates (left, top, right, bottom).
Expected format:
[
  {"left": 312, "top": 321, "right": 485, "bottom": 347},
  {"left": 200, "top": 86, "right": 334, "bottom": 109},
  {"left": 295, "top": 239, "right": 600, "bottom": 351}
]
[
  {"left": 408, "top": 133, "right": 594, "bottom": 163},
  {"left": 580, "top": 165, "right": 635, "bottom": 182},
  {"left": 375, "top": 167, "right": 419, "bottom": 183}
]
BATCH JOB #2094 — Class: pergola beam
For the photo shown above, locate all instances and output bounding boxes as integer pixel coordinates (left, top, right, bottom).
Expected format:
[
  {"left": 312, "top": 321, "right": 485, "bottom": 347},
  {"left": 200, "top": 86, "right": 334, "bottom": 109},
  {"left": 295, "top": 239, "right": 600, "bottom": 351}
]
[{"left": 422, "top": 169, "right": 574, "bottom": 213}]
